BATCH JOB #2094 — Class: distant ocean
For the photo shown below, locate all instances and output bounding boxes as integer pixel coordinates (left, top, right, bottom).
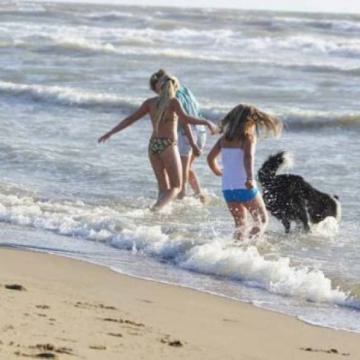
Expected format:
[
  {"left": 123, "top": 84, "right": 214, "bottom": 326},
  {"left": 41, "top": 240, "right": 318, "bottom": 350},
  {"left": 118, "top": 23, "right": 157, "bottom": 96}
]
[{"left": 1, "top": 1, "right": 360, "bottom": 332}]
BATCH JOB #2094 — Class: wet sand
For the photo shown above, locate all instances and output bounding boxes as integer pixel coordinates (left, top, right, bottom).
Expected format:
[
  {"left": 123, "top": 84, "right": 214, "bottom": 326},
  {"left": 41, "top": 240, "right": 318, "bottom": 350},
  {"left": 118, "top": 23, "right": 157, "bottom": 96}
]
[{"left": 0, "top": 247, "right": 359, "bottom": 359}]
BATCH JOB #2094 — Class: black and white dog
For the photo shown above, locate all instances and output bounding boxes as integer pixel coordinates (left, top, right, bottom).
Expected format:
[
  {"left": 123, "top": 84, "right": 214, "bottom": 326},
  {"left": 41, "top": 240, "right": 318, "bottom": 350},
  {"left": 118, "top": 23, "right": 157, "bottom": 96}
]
[{"left": 258, "top": 151, "right": 341, "bottom": 233}]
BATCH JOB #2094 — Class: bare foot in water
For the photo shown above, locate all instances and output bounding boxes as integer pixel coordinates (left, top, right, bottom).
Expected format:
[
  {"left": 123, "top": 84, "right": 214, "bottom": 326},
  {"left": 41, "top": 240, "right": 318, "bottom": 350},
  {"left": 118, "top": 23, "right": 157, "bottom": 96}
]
[
  {"left": 198, "top": 193, "right": 206, "bottom": 204},
  {"left": 177, "top": 191, "right": 185, "bottom": 200},
  {"left": 194, "top": 192, "right": 209, "bottom": 205}
]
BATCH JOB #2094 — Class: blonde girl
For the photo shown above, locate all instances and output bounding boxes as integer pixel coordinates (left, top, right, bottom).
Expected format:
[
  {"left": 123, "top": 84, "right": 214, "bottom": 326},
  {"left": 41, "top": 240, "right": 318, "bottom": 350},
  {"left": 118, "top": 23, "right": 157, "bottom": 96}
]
[
  {"left": 207, "top": 104, "right": 282, "bottom": 240},
  {"left": 150, "top": 69, "right": 207, "bottom": 201},
  {"left": 98, "top": 72, "right": 217, "bottom": 211}
]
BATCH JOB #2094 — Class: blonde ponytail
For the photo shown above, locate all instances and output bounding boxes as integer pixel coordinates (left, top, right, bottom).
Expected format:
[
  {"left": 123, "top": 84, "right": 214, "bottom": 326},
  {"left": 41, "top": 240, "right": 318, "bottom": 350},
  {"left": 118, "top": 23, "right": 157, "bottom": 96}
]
[{"left": 153, "top": 74, "right": 180, "bottom": 134}]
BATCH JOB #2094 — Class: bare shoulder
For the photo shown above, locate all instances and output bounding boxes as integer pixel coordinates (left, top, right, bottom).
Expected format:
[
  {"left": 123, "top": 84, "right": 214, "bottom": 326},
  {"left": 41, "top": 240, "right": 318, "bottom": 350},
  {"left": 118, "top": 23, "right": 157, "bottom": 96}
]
[
  {"left": 169, "top": 97, "right": 180, "bottom": 108},
  {"left": 243, "top": 134, "right": 257, "bottom": 151},
  {"left": 145, "top": 96, "right": 158, "bottom": 105},
  {"left": 144, "top": 96, "right": 158, "bottom": 110},
  {"left": 245, "top": 133, "right": 257, "bottom": 144}
]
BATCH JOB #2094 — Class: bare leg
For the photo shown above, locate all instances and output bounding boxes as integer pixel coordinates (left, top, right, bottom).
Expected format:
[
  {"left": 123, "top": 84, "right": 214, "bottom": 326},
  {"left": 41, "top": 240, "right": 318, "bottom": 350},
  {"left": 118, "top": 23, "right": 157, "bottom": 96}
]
[
  {"left": 227, "top": 202, "right": 248, "bottom": 241},
  {"left": 178, "top": 154, "right": 191, "bottom": 199},
  {"left": 152, "top": 145, "right": 182, "bottom": 211},
  {"left": 188, "top": 153, "right": 200, "bottom": 194},
  {"left": 243, "top": 194, "right": 269, "bottom": 238},
  {"left": 149, "top": 152, "right": 169, "bottom": 202}
]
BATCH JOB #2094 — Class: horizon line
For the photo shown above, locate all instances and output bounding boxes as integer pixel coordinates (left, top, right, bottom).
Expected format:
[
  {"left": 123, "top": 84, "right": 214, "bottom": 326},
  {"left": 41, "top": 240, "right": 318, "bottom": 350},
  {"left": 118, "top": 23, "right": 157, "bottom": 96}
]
[{"left": 33, "top": 0, "right": 360, "bottom": 16}]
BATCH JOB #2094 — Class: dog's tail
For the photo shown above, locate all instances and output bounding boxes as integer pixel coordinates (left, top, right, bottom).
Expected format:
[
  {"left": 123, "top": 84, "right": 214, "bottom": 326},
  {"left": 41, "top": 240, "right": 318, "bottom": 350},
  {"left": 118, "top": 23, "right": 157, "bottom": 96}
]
[
  {"left": 333, "top": 195, "right": 342, "bottom": 222},
  {"left": 258, "top": 151, "right": 293, "bottom": 185}
]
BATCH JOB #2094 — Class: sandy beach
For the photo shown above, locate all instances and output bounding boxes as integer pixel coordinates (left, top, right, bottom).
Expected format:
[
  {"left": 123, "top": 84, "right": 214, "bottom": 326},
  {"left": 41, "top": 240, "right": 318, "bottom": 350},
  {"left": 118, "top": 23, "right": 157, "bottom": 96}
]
[{"left": 0, "top": 247, "right": 358, "bottom": 359}]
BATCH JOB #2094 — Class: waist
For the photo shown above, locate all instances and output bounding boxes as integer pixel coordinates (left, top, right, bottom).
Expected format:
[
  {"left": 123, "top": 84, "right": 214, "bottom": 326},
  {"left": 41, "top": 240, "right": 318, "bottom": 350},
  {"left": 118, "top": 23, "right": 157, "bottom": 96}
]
[
  {"left": 150, "top": 135, "right": 176, "bottom": 142},
  {"left": 222, "top": 171, "right": 247, "bottom": 190}
]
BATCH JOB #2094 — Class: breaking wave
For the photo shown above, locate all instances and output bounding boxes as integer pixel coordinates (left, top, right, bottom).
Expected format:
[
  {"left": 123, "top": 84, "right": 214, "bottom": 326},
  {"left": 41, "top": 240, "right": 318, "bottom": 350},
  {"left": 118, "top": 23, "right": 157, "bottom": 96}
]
[
  {"left": 1, "top": 81, "right": 359, "bottom": 131},
  {"left": 0, "top": 189, "right": 356, "bottom": 308}
]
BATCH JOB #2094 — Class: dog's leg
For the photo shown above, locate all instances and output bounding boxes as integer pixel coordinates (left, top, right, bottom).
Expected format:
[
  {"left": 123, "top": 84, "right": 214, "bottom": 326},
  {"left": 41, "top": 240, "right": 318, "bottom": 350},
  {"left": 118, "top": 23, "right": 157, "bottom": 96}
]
[
  {"left": 297, "top": 204, "right": 311, "bottom": 233},
  {"left": 281, "top": 218, "right": 291, "bottom": 233}
]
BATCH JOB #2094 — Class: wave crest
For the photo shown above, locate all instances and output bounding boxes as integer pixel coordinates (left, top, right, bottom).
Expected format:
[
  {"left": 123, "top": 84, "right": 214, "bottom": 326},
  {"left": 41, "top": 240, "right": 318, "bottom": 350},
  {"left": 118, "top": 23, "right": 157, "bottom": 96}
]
[
  {"left": 0, "top": 80, "right": 139, "bottom": 110},
  {"left": 0, "top": 189, "right": 356, "bottom": 307}
]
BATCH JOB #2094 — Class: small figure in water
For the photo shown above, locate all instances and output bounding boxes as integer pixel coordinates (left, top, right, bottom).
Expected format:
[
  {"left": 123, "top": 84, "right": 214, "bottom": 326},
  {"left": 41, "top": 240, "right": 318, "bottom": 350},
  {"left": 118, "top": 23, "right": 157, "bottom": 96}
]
[
  {"left": 98, "top": 72, "right": 217, "bottom": 211},
  {"left": 207, "top": 104, "right": 282, "bottom": 240}
]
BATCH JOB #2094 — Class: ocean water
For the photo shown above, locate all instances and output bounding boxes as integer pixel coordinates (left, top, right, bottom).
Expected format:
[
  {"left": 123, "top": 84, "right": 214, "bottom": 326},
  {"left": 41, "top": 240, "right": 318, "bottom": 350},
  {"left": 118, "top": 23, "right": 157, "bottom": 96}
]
[{"left": 1, "top": 1, "right": 360, "bottom": 332}]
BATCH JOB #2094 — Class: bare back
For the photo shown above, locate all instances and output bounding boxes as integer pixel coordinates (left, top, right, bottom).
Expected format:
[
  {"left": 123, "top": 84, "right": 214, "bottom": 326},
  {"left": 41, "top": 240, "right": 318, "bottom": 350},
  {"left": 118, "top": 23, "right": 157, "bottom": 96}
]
[
  {"left": 220, "top": 138, "right": 244, "bottom": 149},
  {"left": 147, "top": 97, "right": 178, "bottom": 139},
  {"left": 220, "top": 126, "right": 257, "bottom": 149}
]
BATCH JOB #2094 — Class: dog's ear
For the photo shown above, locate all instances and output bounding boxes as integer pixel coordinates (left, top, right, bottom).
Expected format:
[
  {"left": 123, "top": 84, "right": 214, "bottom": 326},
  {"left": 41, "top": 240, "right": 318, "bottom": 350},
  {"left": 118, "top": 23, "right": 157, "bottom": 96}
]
[{"left": 334, "top": 195, "right": 339, "bottom": 200}]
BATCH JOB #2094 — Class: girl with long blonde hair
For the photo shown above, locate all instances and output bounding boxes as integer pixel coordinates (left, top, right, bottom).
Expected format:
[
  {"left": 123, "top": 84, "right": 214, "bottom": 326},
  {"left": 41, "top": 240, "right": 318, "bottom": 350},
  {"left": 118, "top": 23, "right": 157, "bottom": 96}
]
[
  {"left": 150, "top": 69, "right": 208, "bottom": 202},
  {"left": 98, "top": 71, "right": 217, "bottom": 211},
  {"left": 207, "top": 104, "right": 282, "bottom": 240}
]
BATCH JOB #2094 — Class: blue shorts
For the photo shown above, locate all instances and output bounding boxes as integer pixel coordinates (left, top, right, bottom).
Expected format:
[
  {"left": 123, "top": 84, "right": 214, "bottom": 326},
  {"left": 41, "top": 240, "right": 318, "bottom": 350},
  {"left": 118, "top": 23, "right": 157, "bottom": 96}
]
[{"left": 223, "top": 188, "right": 259, "bottom": 203}]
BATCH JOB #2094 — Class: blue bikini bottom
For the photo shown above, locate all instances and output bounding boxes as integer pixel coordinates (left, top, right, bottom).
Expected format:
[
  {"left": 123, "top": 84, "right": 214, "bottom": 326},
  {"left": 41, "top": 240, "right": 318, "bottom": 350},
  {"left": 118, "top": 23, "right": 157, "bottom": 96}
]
[{"left": 222, "top": 188, "right": 259, "bottom": 203}]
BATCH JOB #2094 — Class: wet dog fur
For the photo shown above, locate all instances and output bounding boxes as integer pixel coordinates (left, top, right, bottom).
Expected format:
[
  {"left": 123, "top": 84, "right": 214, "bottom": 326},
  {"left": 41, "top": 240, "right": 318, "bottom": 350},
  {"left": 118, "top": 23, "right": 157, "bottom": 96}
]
[{"left": 258, "top": 151, "right": 341, "bottom": 233}]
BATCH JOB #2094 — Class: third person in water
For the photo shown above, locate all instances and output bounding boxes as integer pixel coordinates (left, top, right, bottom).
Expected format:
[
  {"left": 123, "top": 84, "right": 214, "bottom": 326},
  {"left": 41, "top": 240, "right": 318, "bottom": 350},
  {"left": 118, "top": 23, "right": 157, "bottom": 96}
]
[{"left": 99, "top": 70, "right": 283, "bottom": 241}]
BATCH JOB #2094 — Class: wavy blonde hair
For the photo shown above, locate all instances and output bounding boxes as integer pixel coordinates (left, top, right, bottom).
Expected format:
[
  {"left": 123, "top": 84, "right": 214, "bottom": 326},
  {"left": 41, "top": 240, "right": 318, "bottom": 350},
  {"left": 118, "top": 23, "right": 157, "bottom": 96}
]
[
  {"left": 149, "top": 69, "right": 180, "bottom": 133},
  {"left": 221, "top": 104, "right": 282, "bottom": 141}
]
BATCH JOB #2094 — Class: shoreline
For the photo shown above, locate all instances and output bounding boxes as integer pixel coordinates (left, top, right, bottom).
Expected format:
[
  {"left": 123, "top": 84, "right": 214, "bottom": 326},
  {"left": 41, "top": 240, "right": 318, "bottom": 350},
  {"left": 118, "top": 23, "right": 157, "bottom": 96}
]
[
  {"left": 4, "top": 243, "right": 356, "bottom": 335},
  {"left": 1, "top": 246, "right": 359, "bottom": 359}
]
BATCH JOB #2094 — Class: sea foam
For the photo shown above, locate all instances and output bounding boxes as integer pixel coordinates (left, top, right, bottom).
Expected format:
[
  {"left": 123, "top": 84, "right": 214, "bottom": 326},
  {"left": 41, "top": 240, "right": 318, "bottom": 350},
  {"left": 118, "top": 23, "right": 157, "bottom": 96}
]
[{"left": 0, "top": 190, "right": 355, "bottom": 308}]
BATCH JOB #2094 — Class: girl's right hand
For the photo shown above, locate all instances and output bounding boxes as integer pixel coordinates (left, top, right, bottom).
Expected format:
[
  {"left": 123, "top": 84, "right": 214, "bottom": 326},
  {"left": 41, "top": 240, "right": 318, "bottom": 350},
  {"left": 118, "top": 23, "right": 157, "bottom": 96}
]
[
  {"left": 98, "top": 132, "right": 112, "bottom": 143},
  {"left": 245, "top": 179, "right": 256, "bottom": 189},
  {"left": 191, "top": 144, "right": 202, "bottom": 157},
  {"left": 207, "top": 121, "right": 219, "bottom": 135}
]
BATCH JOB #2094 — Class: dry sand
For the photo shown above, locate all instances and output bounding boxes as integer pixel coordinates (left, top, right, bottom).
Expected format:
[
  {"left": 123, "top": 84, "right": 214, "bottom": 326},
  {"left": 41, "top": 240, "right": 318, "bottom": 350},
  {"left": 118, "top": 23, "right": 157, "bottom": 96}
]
[{"left": 0, "top": 247, "right": 359, "bottom": 360}]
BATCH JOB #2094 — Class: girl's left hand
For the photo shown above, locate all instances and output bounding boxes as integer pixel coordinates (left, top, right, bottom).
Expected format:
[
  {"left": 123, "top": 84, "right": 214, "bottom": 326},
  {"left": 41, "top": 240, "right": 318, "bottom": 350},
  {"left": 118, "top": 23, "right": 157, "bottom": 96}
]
[{"left": 245, "top": 179, "right": 255, "bottom": 189}]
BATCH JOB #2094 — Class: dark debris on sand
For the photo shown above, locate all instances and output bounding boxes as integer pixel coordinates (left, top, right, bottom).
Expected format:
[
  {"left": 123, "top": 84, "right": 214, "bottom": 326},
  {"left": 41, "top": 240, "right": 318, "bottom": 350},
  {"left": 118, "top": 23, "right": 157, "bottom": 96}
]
[
  {"left": 35, "top": 353, "right": 57, "bottom": 359},
  {"left": 301, "top": 347, "right": 350, "bottom": 356},
  {"left": 74, "top": 301, "right": 117, "bottom": 310},
  {"left": 160, "top": 336, "right": 183, "bottom": 347},
  {"left": 102, "top": 318, "right": 144, "bottom": 327},
  {"left": 14, "top": 344, "right": 74, "bottom": 358},
  {"left": 4, "top": 284, "right": 26, "bottom": 291},
  {"left": 107, "top": 332, "right": 123, "bottom": 337},
  {"left": 14, "top": 351, "right": 57, "bottom": 358},
  {"left": 30, "top": 344, "right": 73, "bottom": 355},
  {"left": 89, "top": 345, "right": 106, "bottom": 350}
]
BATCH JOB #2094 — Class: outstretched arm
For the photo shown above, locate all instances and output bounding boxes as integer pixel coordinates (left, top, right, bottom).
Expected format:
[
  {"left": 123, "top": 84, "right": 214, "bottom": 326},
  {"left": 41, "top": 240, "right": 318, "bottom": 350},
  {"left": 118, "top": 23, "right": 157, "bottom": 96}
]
[
  {"left": 171, "top": 98, "right": 218, "bottom": 135},
  {"left": 243, "top": 135, "right": 256, "bottom": 189},
  {"left": 98, "top": 100, "right": 150, "bottom": 143},
  {"left": 207, "top": 138, "right": 222, "bottom": 176}
]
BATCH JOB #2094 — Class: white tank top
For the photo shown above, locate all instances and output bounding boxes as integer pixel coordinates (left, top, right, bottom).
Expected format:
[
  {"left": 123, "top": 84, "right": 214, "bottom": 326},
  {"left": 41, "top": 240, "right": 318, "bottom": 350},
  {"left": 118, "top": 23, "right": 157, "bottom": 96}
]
[{"left": 221, "top": 147, "right": 247, "bottom": 190}]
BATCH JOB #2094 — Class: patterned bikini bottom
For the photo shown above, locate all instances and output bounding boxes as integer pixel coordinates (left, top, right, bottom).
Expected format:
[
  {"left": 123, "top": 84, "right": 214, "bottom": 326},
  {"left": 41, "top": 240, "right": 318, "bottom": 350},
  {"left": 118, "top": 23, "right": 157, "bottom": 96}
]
[{"left": 149, "top": 137, "right": 176, "bottom": 155}]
